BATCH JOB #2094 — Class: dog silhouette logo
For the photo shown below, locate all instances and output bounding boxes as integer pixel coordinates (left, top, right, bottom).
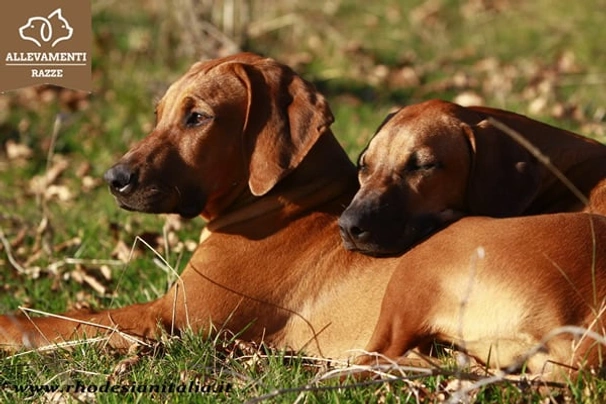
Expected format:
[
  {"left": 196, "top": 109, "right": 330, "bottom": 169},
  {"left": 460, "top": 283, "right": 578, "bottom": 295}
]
[{"left": 19, "top": 8, "right": 73, "bottom": 48}]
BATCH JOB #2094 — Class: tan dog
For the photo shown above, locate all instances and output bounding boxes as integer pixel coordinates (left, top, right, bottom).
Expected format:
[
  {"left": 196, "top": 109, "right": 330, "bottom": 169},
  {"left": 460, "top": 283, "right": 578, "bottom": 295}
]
[
  {"left": 1, "top": 55, "right": 605, "bottom": 380},
  {"left": 355, "top": 213, "right": 606, "bottom": 381},
  {"left": 0, "top": 53, "right": 393, "bottom": 359},
  {"left": 339, "top": 99, "right": 606, "bottom": 255}
]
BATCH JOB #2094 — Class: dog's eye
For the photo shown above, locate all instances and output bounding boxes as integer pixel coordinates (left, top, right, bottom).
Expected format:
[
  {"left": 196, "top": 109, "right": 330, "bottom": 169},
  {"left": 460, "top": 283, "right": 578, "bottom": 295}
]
[
  {"left": 416, "top": 162, "right": 440, "bottom": 171},
  {"left": 405, "top": 153, "right": 441, "bottom": 173},
  {"left": 185, "top": 111, "right": 212, "bottom": 128}
]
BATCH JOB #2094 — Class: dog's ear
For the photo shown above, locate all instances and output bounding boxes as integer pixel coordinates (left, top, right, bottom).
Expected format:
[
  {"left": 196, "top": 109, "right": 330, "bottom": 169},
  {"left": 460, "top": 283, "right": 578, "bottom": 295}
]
[
  {"left": 463, "top": 120, "right": 540, "bottom": 216},
  {"left": 235, "top": 61, "right": 334, "bottom": 196}
]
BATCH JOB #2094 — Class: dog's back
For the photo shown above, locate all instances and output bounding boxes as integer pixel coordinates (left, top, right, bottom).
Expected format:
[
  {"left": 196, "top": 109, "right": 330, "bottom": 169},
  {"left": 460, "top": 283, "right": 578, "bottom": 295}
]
[{"left": 366, "top": 213, "right": 606, "bottom": 379}]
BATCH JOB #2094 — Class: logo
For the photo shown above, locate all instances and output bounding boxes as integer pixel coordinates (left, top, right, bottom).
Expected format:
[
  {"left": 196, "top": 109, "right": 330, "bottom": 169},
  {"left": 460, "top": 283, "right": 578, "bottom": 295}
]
[
  {"left": 0, "top": 1, "right": 92, "bottom": 92},
  {"left": 19, "top": 9, "right": 74, "bottom": 48}
]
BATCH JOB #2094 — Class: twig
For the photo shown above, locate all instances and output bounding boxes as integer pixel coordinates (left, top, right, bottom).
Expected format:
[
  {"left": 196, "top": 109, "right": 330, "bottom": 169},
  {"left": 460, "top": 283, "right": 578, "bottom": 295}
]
[
  {"left": 5, "top": 337, "right": 111, "bottom": 359},
  {"left": 46, "top": 257, "right": 124, "bottom": 272},
  {"left": 16, "top": 307, "right": 149, "bottom": 347},
  {"left": 0, "top": 226, "right": 37, "bottom": 275}
]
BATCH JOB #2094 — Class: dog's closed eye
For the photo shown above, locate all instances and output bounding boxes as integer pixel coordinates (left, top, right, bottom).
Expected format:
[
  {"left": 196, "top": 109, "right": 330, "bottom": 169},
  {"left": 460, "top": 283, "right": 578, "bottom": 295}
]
[{"left": 404, "top": 151, "right": 441, "bottom": 174}]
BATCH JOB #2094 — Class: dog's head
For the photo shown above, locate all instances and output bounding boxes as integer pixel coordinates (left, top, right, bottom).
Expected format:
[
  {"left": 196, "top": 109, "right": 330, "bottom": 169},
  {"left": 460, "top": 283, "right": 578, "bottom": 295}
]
[
  {"left": 339, "top": 99, "right": 540, "bottom": 256},
  {"left": 339, "top": 100, "right": 473, "bottom": 256},
  {"left": 104, "top": 53, "right": 334, "bottom": 220}
]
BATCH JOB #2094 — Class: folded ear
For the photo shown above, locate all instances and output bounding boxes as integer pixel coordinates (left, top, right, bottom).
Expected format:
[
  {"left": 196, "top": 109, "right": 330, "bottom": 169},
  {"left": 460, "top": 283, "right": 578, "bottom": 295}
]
[
  {"left": 234, "top": 60, "right": 334, "bottom": 196},
  {"left": 463, "top": 120, "right": 540, "bottom": 216}
]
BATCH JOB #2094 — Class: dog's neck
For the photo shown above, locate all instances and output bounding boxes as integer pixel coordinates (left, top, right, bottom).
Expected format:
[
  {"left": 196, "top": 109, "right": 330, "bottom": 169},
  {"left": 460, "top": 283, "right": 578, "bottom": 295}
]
[
  {"left": 201, "top": 132, "right": 358, "bottom": 239},
  {"left": 528, "top": 139, "right": 606, "bottom": 213}
]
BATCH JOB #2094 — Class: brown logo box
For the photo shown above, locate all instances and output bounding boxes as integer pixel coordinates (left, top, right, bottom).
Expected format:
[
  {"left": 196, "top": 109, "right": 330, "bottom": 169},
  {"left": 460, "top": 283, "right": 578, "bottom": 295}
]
[{"left": 0, "top": 0, "right": 92, "bottom": 92}]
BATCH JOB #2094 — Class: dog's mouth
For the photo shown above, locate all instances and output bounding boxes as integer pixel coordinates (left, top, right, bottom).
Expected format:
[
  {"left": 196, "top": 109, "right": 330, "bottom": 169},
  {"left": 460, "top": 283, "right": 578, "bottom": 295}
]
[
  {"left": 113, "top": 192, "right": 204, "bottom": 219},
  {"left": 340, "top": 212, "right": 451, "bottom": 257},
  {"left": 105, "top": 170, "right": 208, "bottom": 219},
  {"left": 111, "top": 187, "right": 170, "bottom": 213},
  {"left": 109, "top": 184, "right": 204, "bottom": 217},
  {"left": 341, "top": 239, "right": 401, "bottom": 258},
  {"left": 339, "top": 223, "right": 409, "bottom": 257}
]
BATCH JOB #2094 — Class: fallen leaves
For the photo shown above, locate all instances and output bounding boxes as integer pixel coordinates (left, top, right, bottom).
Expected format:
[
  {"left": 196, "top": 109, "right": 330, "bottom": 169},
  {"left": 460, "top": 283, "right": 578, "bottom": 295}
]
[
  {"left": 1, "top": 133, "right": 198, "bottom": 305},
  {"left": 68, "top": 264, "right": 113, "bottom": 296},
  {"left": 5, "top": 139, "right": 33, "bottom": 161},
  {"left": 28, "top": 156, "right": 71, "bottom": 201}
]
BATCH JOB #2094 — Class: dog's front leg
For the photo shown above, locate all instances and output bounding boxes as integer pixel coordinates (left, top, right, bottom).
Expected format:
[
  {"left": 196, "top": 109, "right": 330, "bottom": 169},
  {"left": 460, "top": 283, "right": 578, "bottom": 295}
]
[{"left": 0, "top": 300, "right": 166, "bottom": 351}]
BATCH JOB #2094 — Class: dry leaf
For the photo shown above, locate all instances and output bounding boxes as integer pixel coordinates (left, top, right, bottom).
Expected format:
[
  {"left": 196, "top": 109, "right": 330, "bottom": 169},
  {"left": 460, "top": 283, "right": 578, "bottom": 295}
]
[
  {"left": 112, "top": 240, "right": 134, "bottom": 263},
  {"left": 42, "top": 391, "right": 95, "bottom": 404},
  {"left": 389, "top": 66, "right": 421, "bottom": 89},
  {"left": 45, "top": 184, "right": 73, "bottom": 202},
  {"left": 29, "top": 157, "right": 69, "bottom": 195},
  {"left": 81, "top": 272, "right": 107, "bottom": 295},
  {"left": 99, "top": 265, "right": 112, "bottom": 281},
  {"left": 110, "top": 355, "right": 141, "bottom": 379},
  {"left": 454, "top": 91, "right": 484, "bottom": 106},
  {"left": 528, "top": 97, "right": 548, "bottom": 115},
  {"left": 410, "top": 0, "right": 443, "bottom": 27},
  {"left": 5, "top": 139, "right": 33, "bottom": 160},
  {"left": 81, "top": 175, "right": 102, "bottom": 192},
  {"left": 69, "top": 265, "right": 113, "bottom": 295},
  {"left": 54, "top": 237, "right": 82, "bottom": 253},
  {"left": 185, "top": 240, "right": 198, "bottom": 252}
]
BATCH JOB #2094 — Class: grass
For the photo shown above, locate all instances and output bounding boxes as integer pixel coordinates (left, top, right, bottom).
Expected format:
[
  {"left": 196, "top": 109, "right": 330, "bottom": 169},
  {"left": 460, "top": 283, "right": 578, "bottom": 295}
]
[{"left": 1, "top": 0, "right": 606, "bottom": 402}]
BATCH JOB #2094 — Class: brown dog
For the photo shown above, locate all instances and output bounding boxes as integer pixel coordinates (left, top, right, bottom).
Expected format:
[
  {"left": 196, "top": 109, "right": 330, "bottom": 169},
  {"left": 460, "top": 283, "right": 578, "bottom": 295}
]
[
  {"left": 0, "top": 53, "right": 393, "bottom": 359},
  {"left": 0, "top": 55, "right": 605, "bottom": 380},
  {"left": 356, "top": 212, "right": 606, "bottom": 381},
  {"left": 339, "top": 99, "right": 606, "bottom": 255}
]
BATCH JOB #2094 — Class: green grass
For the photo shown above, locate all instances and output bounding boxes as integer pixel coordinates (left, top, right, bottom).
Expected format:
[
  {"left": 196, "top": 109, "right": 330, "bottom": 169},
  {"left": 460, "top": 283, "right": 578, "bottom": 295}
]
[{"left": 1, "top": 0, "right": 606, "bottom": 402}]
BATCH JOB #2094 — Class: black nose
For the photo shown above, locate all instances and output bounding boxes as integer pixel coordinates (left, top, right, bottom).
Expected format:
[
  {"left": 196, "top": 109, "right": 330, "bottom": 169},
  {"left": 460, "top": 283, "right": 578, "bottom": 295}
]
[
  {"left": 338, "top": 211, "right": 371, "bottom": 244},
  {"left": 104, "top": 164, "right": 136, "bottom": 194}
]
